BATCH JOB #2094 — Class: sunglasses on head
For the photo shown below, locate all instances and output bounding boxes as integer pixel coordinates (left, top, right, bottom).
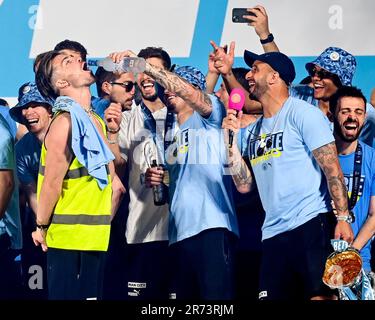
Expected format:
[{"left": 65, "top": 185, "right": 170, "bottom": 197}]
[{"left": 110, "top": 81, "right": 136, "bottom": 92}]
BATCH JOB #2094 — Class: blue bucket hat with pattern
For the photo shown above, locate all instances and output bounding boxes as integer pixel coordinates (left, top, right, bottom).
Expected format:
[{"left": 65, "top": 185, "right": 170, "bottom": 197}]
[
  {"left": 10, "top": 82, "right": 53, "bottom": 124},
  {"left": 174, "top": 66, "right": 206, "bottom": 91},
  {"left": 305, "top": 47, "right": 356, "bottom": 86}
]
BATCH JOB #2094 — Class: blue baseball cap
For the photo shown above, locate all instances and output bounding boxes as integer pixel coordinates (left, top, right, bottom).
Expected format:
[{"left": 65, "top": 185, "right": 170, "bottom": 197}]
[
  {"left": 10, "top": 82, "right": 53, "bottom": 124},
  {"left": 305, "top": 47, "right": 356, "bottom": 86},
  {"left": 174, "top": 66, "right": 207, "bottom": 91},
  {"left": 244, "top": 50, "right": 296, "bottom": 85}
]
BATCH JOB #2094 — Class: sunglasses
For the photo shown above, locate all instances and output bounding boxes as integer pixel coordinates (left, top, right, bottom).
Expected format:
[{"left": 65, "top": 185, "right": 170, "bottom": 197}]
[
  {"left": 308, "top": 67, "right": 336, "bottom": 80},
  {"left": 110, "top": 81, "right": 136, "bottom": 92}
]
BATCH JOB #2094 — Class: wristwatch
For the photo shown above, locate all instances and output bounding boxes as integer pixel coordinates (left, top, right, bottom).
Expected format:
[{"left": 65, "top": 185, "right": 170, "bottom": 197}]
[
  {"left": 260, "top": 33, "right": 274, "bottom": 44},
  {"left": 336, "top": 211, "right": 355, "bottom": 223},
  {"left": 36, "top": 223, "right": 50, "bottom": 231}
]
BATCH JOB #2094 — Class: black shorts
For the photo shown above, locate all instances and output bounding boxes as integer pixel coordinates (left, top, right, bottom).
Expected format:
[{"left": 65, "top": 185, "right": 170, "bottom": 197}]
[
  {"left": 126, "top": 240, "right": 171, "bottom": 300},
  {"left": 259, "top": 212, "right": 336, "bottom": 300},
  {"left": 47, "top": 248, "right": 106, "bottom": 300},
  {"left": 170, "top": 228, "right": 237, "bottom": 300}
]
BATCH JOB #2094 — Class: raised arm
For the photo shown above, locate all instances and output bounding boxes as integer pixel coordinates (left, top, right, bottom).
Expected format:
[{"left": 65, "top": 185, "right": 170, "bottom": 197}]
[
  {"left": 222, "top": 109, "right": 255, "bottom": 193},
  {"left": 144, "top": 63, "right": 212, "bottom": 117},
  {"left": 93, "top": 106, "right": 126, "bottom": 218},
  {"left": 104, "top": 102, "right": 127, "bottom": 178},
  {"left": 245, "top": 5, "right": 279, "bottom": 53},
  {"left": 206, "top": 48, "right": 221, "bottom": 94},
  {"left": 211, "top": 41, "right": 263, "bottom": 114},
  {"left": 312, "top": 142, "right": 354, "bottom": 243}
]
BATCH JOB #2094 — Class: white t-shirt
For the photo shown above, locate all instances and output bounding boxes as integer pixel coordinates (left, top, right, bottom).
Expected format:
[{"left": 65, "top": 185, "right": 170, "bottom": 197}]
[{"left": 119, "top": 104, "right": 169, "bottom": 243}]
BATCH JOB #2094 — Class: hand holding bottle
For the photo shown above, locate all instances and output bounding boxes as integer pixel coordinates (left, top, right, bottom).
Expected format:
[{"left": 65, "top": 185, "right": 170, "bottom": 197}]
[
  {"left": 88, "top": 50, "right": 146, "bottom": 74},
  {"left": 145, "top": 160, "right": 168, "bottom": 206}
]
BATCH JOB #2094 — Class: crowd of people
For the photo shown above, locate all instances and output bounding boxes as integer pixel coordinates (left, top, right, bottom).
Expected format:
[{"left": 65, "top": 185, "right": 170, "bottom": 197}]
[{"left": 1, "top": 5, "right": 375, "bottom": 300}]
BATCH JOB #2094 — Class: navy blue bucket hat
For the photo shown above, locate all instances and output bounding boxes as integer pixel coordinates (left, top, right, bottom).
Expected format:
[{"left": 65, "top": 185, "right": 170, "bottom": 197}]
[
  {"left": 10, "top": 82, "right": 53, "bottom": 124},
  {"left": 305, "top": 47, "right": 356, "bottom": 86}
]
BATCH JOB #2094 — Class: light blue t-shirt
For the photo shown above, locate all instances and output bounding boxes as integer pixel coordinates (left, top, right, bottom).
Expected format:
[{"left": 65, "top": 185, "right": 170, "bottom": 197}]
[
  {"left": 241, "top": 97, "right": 334, "bottom": 240},
  {"left": 166, "top": 95, "right": 238, "bottom": 244},
  {"left": 359, "top": 103, "right": 375, "bottom": 148},
  {"left": 15, "top": 132, "right": 41, "bottom": 185},
  {"left": 0, "top": 105, "right": 17, "bottom": 139},
  {"left": 0, "top": 114, "right": 22, "bottom": 250},
  {"left": 338, "top": 141, "right": 375, "bottom": 272}
]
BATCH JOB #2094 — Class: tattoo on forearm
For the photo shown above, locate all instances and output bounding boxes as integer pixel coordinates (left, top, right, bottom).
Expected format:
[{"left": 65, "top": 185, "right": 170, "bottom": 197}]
[
  {"left": 313, "top": 142, "right": 348, "bottom": 214},
  {"left": 145, "top": 64, "right": 212, "bottom": 116},
  {"left": 327, "top": 176, "right": 348, "bottom": 213},
  {"left": 228, "top": 147, "right": 253, "bottom": 191}
]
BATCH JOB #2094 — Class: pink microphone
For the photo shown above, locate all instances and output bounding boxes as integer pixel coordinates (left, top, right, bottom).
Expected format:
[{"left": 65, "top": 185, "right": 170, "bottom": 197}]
[{"left": 228, "top": 88, "right": 245, "bottom": 148}]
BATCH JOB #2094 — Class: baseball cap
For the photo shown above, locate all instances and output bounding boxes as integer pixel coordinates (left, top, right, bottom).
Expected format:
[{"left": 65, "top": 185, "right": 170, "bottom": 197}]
[
  {"left": 174, "top": 66, "right": 207, "bottom": 91},
  {"left": 305, "top": 47, "right": 356, "bottom": 86},
  {"left": 244, "top": 50, "right": 296, "bottom": 85},
  {"left": 10, "top": 82, "right": 53, "bottom": 124}
]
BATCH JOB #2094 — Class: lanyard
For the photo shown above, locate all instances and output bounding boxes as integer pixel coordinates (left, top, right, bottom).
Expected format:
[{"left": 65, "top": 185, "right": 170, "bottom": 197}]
[
  {"left": 349, "top": 142, "right": 362, "bottom": 211},
  {"left": 141, "top": 103, "right": 175, "bottom": 163}
]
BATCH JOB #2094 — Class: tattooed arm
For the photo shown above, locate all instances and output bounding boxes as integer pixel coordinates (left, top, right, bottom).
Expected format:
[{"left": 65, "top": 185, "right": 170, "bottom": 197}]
[
  {"left": 227, "top": 142, "right": 255, "bottom": 194},
  {"left": 352, "top": 196, "right": 375, "bottom": 251},
  {"left": 144, "top": 63, "right": 213, "bottom": 117},
  {"left": 222, "top": 109, "right": 255, "bottom": 193},
  {"left": 312, "top": 141, "right": 354, "bottom": 243}
]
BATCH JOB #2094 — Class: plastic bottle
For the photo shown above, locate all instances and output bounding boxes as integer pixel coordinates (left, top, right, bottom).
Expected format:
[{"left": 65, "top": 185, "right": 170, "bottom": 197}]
[
  {"left": 151, "top": 160, "right": 168, "bottom": 206},
  {"left": 88, "top": 57, "right": 146, "bottom": 74}
]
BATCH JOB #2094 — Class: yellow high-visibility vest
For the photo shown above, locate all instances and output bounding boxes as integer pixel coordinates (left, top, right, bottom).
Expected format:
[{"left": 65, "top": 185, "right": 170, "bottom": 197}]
[{"left": 37, "top": 112, "right": 112, "bottom": 251}]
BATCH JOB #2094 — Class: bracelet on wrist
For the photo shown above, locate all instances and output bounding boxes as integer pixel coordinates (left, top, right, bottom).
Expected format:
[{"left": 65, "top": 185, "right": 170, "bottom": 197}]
[
  {"left": 107, "top": 127, "right": 120, "bottom": 134},
  {"left": 107, "top": 138, "right": 118, "bottom": 145}
]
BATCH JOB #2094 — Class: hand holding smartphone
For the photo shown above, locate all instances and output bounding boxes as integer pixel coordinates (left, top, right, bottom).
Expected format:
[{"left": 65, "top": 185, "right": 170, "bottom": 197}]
[{"left": 232, "top": 8, "right": 256, "bottom": 23}]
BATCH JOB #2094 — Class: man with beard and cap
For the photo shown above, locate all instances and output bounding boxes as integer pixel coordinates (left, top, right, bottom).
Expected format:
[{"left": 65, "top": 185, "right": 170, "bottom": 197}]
[
  {"left": 104, "top": 47, "right": 173, "bottom": 300},
  {"left": 222, "top": 50, "right": 354, "bottom": 300},
  {"left": 329, "top": 86, "right": 375, "bottom": 281}
]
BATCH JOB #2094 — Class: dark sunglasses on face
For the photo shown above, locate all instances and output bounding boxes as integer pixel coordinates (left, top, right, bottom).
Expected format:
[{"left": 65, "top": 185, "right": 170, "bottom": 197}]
[
  {"left": 308, "top": 67, "right": 336, "bottom": 80},
  {"left": 110, "top": 81, "right": 136, "bottom": 92}
]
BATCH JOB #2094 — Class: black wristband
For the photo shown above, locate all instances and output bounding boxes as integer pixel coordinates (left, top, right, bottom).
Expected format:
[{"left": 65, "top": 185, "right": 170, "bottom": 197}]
[
  {"left": 36, "top": 223, "right": 50, "bottom": 231},
  {"left": 260, "top": 33, "right": 274, "bottom": 45}
]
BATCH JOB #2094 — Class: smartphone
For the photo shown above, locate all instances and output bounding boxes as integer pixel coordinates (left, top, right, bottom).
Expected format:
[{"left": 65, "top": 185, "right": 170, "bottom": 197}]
[{"left": 232, "top": 8, "right": 256, "bottom": 23}]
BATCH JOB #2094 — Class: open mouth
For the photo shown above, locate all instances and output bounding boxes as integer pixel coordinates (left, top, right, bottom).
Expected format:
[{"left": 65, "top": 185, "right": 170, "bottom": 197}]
[
  {"left": 344, "top": 122, "right": 358, "bottom": 132},
  {"left": 26, "top": 118, "right": 39, "bottom": 126},
  {"left": 82, "top": 62, "right": 89, "bottom": 71},
  {"left": 313, "top": 83, "right": 325, "bottom": 92},
  {"left": 141, "top": 80, "right": 154, "bottom": 89},
  {"left": 248, "top": 81, "right": 255, "bottom": 93}
]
